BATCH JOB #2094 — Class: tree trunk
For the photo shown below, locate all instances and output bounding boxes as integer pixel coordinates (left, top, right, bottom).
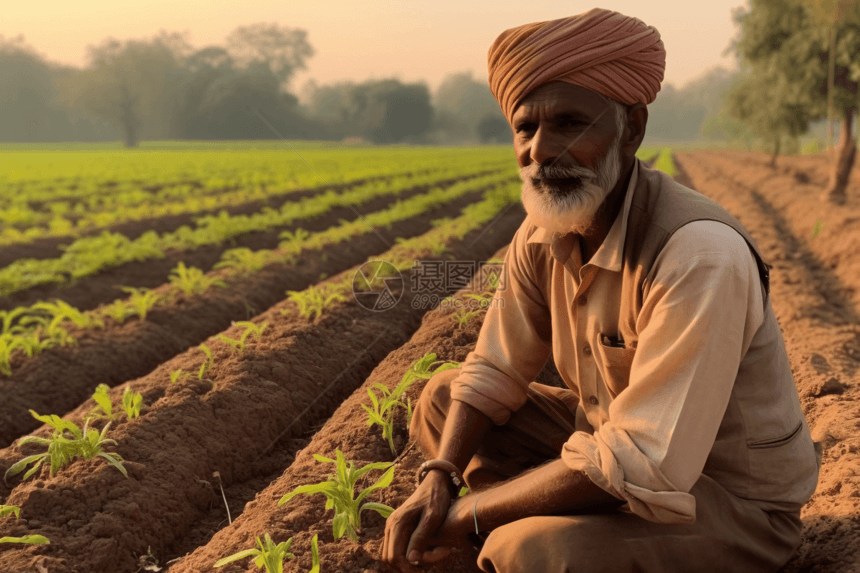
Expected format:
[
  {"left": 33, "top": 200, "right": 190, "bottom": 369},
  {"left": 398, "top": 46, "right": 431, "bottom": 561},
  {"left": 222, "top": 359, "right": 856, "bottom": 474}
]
[
  {"left": 821, "top": 106, "right": 856, "bottom": 205},
  {"left": 769, "top": 137, "right": 781, "bottom": 168},
  {"left": 119, "top": 79, "right": 139, "bottom": 148}
]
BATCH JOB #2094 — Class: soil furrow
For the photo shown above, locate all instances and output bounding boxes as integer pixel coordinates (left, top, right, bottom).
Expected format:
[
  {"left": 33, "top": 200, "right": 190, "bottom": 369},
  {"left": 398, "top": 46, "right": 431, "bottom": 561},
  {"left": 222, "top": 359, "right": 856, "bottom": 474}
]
[
  {"left": 675, "top": 152, "right": 860, "bottom": 573},
  {"left": 164, "top": 248, "right": 562, "bottom": 573},
  {"left": 0, "top": 169, "right": 502, "bottom": 269},
  {"left": 0, "top": 172, "right": 507, "bottom": 312},
  {"left": 0, "top": 187, "right": 492, "bottom": 451},
  {"left": 0, "top": 203, "right": 527, "bottom": 573}
]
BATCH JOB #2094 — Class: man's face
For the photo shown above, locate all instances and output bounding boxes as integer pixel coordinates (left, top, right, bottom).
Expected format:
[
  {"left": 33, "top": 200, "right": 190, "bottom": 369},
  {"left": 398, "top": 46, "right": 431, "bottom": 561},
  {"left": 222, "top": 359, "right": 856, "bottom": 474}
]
[{"left": 511, "top": 81, "right": 625, "bottom": 236}]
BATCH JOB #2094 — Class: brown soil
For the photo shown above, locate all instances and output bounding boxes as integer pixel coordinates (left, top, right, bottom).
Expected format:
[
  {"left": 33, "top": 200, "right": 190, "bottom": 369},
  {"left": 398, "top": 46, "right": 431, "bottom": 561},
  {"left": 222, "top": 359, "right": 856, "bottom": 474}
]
[
  {"left": 164, "top": 246, "right": 564, "bottom": 573},
  {"left": 0, "top": 202, "right": 527, "bottom": 573},
  {"left": 0, "top": 171, "right": 505, "bottom": 312},
  {"left": 0, "top": 186, "right": 495, "bottom": 453}
]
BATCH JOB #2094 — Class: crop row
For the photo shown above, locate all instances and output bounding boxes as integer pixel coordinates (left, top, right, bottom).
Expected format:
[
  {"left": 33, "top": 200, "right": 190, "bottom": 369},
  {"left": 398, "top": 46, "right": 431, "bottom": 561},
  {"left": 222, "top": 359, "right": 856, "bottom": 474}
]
[
  {"left": 0, "top": 174, "right": 518, "bottom": 451},
  {"left": 0, "top": 169, "right": 518, "bottom": 380},
  {"left": 0, "top": 181, "right": 525, "bottom": 572},
  {"left": 0, "top": 153, "right": 513, "bottom": 247},
  {"left": 0, "top": 162, "right": 518, "bottom": 298},
  {"left": 0, "top": 146, "right": 510, "bottom": 210}
]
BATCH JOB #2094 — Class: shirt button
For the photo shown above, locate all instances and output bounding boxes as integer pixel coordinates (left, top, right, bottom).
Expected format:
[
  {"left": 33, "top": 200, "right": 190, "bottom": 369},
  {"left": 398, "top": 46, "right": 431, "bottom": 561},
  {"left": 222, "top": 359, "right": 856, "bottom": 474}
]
[
  {"left": 583, "top": 344, "right": 591, "bottom": 356},
  {"left": 589, "top": 396, "right": 599, "bottom": 406}
]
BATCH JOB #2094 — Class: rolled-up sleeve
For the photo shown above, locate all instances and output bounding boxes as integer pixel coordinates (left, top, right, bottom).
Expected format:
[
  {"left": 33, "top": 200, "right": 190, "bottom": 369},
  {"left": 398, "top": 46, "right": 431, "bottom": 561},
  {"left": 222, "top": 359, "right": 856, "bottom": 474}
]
[
  {"left": 450, "top": 221, "right": 553, "bottom": 425},
  {"left": 561, "top": 221, "right": 765, "bottom": 524}
]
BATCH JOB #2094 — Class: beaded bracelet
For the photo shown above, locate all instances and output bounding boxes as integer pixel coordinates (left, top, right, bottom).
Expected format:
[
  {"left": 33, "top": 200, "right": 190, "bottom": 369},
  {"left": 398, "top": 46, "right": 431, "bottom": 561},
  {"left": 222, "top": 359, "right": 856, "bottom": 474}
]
[{"left": 416, "top": 459, "right": 465, "bottom": 496}]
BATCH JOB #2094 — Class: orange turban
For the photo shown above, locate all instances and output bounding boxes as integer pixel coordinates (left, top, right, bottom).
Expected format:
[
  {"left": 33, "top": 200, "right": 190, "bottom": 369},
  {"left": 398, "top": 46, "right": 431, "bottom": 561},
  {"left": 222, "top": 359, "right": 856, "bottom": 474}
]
[{"left": 488, "top": 8, "right": 666, "bottom": 124}]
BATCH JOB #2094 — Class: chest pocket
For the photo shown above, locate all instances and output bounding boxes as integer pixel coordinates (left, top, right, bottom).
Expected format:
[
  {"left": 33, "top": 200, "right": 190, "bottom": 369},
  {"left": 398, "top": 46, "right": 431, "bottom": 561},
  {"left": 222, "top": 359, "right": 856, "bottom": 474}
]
[{"left": 594, "top": 334, "right": 637, "bottom": 399}]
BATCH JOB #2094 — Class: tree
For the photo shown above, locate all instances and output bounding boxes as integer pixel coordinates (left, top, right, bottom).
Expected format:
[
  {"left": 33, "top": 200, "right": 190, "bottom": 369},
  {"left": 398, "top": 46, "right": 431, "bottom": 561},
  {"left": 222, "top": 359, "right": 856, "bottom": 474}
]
[
  {"left": 433, "top": 71, "right": 506, "bottom": 143},
  {"left": 225, "top": 23, "right": 314, "bottom": 91},
  {"left": 724, "top": 69, "right": 811, "bottom": 167},
  {"left": 477, "top": 114, "right": 511, "bottom": 144},
  {"left": 56, "top": 31, "right": 192, "bottom": 146},
  {"left": 725, "top": 0, "right": 860, "bottom": 203}
]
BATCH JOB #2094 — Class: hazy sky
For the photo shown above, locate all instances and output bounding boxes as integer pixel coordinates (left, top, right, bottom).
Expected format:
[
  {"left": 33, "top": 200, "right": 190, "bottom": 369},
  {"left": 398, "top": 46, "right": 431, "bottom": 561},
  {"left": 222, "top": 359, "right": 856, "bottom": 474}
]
[{"left": 5, "top": 0, "right": 746, "bottom": 99}]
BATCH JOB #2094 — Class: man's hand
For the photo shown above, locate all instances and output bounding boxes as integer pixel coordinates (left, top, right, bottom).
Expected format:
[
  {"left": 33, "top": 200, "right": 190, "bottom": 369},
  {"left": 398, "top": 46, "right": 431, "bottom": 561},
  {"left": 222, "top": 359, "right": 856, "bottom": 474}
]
[{"left": 382, "top": 469, "right": 466, "bottom": 568}]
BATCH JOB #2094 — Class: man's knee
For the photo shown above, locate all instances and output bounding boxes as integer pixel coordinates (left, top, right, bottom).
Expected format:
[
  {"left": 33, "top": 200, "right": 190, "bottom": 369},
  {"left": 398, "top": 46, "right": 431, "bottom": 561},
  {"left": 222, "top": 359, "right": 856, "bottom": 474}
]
[
  {"left": 478, "top": 515, "right": 633, "bottom": 573},
  {"left": 408, "top": 366, "right": 461, "bottom": 451}
]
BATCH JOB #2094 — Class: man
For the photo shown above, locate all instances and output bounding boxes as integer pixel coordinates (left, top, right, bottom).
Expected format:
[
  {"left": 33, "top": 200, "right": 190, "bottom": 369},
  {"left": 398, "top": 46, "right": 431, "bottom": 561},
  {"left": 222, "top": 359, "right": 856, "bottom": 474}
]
[{"left": 382, "top": 8, "right": 820, "bottom": 572}]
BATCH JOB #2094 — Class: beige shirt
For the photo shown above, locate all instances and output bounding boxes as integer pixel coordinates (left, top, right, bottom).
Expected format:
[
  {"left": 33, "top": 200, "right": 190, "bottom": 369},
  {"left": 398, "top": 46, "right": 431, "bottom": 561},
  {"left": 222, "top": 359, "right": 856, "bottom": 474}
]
[{"left": 449, "top": 164, "right": 765, "bottom": 524}]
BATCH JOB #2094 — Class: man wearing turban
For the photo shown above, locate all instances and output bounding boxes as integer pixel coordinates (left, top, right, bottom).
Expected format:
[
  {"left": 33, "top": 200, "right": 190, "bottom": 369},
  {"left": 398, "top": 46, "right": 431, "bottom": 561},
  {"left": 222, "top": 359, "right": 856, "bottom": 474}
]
[{"left": 382, "top": 8, "right": 819, "bottom": 572}]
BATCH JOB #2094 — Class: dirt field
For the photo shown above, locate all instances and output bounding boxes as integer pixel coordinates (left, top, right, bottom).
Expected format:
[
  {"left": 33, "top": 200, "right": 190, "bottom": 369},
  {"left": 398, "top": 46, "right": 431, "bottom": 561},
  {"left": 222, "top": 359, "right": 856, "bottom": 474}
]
[{"left": 1, "top": 150, "right": 859, "bottom": 572}]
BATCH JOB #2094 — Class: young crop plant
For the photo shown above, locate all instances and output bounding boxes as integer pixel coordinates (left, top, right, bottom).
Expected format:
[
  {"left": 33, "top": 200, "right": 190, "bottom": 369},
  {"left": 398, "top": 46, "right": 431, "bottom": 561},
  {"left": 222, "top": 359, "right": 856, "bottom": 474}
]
[
  {"left": 4, "top": 410, "right": 128, "bottom": 485},
  {"left": 85, "top": 384, "right": 143, "bottom": 422},
  {"left": 30, "top": 299, "right": 104, "bottom": 331},
  {"left": 279, "top": 227, "right": 311, "bottom": 254},
  {"left": 278, "top": 450, "right": 395, "bottom": 542},
  {"left": 170, "top": 368, "right": 191, "bottom": 384},
  {"left": 214, "top": 533, "right": 295, "bottom": 572},
  {"left": 101, "top": 299, "right": 134, "bottom": 322},
  {"left": 285, "top": 284, "right": 347, "bottom": 320},
  {"left": 214, "top": 248, "right": 274, "bottom": 277},
  {"left": 0, "top": 505, "right": 50, "bottom": 545},
  {"left": 364, "top": 353, "right": 460, "bottom": 454},
  {"left": 0, "top": 333, "right": 22, "bottom": 376},
  {"left": 198, "top": 343, "right": 214, "bottom": 379},
  {"left": 168, "top": 262, "right": 228, "bottom": 295},
  {"left": 120, "top": 286, "right": 161, "bottom": 320},
  {"left": 216, "top": 321, "right": 268, "bottom": 355}
]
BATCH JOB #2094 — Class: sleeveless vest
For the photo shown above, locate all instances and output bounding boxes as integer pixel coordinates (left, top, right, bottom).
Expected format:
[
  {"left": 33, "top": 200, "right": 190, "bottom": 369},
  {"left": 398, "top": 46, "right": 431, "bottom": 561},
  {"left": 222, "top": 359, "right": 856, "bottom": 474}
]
[{"left": 601, "top": 159, "right": 819, "bottom": 507}]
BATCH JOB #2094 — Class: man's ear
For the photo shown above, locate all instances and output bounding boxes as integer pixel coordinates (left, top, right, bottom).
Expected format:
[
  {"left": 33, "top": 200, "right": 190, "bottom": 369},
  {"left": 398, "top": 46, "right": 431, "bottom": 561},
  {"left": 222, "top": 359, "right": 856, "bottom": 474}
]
[{"left": 624, "top": 103, "right": 648, "bottom": 157}]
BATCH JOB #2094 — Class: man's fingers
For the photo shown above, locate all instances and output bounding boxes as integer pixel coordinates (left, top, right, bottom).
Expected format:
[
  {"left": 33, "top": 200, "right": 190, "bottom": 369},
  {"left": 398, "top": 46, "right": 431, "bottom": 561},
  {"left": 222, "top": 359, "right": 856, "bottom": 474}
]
[
  {"left": 405, "top": 512, "right": 444, "bottom": 564},
  {"left": 421, "top": 545, "right": 451, "bottom": 563}
]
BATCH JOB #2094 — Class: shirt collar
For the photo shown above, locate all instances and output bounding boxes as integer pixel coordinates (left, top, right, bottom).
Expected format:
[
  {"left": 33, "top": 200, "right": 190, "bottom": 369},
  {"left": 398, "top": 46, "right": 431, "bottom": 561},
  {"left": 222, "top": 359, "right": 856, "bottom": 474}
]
[{"left": 526, "top": 156, "right": 640, "bottom": 273}]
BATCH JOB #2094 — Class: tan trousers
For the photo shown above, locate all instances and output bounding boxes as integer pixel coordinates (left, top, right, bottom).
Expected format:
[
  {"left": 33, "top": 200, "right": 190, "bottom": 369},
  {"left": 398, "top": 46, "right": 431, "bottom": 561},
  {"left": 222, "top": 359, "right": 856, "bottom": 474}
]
[{"left": 409, "top": 367, "right": 803, "bottom": 573}]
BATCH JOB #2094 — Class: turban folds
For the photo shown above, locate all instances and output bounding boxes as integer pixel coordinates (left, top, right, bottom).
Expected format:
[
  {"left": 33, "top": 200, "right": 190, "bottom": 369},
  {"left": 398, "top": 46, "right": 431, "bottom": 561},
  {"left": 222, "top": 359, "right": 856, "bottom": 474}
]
[{"left": 488, "top": 8, "right": 666, "bottom": 124}]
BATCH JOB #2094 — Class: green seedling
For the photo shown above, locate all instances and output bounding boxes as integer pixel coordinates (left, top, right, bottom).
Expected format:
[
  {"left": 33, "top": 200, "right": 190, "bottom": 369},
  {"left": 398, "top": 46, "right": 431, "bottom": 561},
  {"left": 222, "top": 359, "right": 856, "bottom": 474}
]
[
  {"left": 0, "top": 505, "right": 21, "bottom": 519},
  {"left": 309, "top": 534, "right": 320, "bottom": 573},
  {"left": 214, "top": 533, "right": 294, "bottom": 572},
  {"left": 278, "top": 450, "right": 395, "bottom": 542},
  {"left": 85, "top": 384, "right": 143, "bottom": 422},
  {"left": 364, "top": 353, "right": 460, "bottom": 454},
  {"left": 0, "top": 534, "right": 50, "bottom": 545},
  {"left": 4, "top": 410, "right": 128, "bottom": 485},
  {"left": 810, "top": 219, "right": 823, "bottom": 240},
  {"left": 0, "top": 505, "right": 50, "bottom": 545},
  {"left": 33, "top": 300, "right": 103, "bottom": 330},
  {"left": 285, "top": 285, "right": 347, "bottom": 320},
  {"left": 170, "top": 368, "right": 191, "bottom": 385},
  {"left": 216, "top": 321, "right": 268, "bottom": 354},
  {"left": 0, "top": 333, "right": 22, "bottom": 376},
  {"left": 120, "top": 286, "right": 161, "bottom": 321},
  {"left": 168, "top": 262, "right": 227, "bottom": 295},
  {"left": 0, "top": 307, "right": 30, "bottom": 335},
  {"left": 102, "top": 299, "right": 134, "bottom": 322},
  {"left": 214, "top": 248, "right": 273, "bottom": 276},
  {"left": 198, "top": 343, "right": 214, "bottom": 379},
  {"left": 279, "top": 228, "right": 311, "bottom": 254}
]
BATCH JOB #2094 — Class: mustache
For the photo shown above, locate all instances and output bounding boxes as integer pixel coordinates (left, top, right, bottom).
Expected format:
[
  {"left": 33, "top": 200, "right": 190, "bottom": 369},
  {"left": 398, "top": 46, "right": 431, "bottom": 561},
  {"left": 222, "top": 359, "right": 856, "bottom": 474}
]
[{"left": 520, "top": 163, "right": 595, "bottom": 182}]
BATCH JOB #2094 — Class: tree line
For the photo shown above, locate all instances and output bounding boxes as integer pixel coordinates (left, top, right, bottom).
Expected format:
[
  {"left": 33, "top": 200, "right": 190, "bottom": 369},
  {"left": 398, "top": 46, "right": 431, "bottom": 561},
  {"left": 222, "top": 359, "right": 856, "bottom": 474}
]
[{"left": 0, "top": 24, "right": 770, "bottom": 150}]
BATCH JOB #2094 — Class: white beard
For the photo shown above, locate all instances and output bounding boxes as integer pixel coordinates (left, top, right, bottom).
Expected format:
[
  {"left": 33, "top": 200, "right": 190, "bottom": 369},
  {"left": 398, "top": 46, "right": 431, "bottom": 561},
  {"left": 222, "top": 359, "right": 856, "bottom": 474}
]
[{"left": 519, "top": 133, "right": 623, "bottom": 236}]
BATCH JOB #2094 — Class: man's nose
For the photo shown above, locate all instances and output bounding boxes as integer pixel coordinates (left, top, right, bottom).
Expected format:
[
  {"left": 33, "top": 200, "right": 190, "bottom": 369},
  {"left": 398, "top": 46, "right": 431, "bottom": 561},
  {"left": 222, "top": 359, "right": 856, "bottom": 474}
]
[{"left": 529, "top": 125, "right": 571, "bottom": 166}]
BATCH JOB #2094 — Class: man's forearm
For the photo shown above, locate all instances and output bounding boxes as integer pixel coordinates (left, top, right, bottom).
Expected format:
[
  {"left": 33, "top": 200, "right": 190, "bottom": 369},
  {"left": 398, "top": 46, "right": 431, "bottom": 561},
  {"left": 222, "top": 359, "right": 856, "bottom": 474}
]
[
  {"left": 436, "top": 399, "right": 493, "bottom": 473},
  {"left": 464, "top": 459, "right": 625, "bottom": 532}
]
